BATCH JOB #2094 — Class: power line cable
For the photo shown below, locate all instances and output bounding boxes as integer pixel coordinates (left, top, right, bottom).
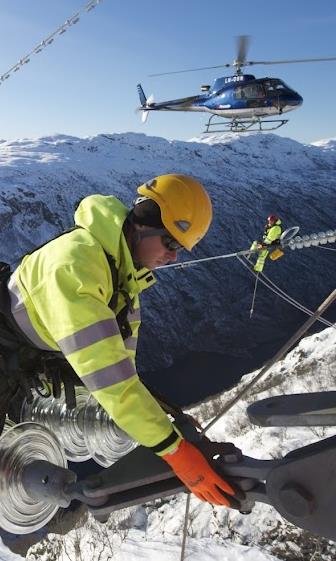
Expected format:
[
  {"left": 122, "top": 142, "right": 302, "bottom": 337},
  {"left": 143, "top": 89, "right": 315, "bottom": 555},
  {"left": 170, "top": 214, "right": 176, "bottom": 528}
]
[
  {"left": 156, "top": 228, "right": 336, "bottom": 272},
  {"left": 156, "top": 226, "right": 336, "bottom": 328},
  {"left": 317, "top": 246, "right": 336, "bottom": 252},
  {"left": 249, "top": 273, "right": 259, "bottom": 318},
  {"left": 237, "top": 255, "right": 335, "bottom": 329},
  {"left": 0, "top": 0, "right": 103, "bottom": 87},
  {"left": 156, "top": 248, "right": 253, "bottom": 270},
  {"left": 202, "top": 288, "right": 336, "bottom": 432},
  {"left": 258, "top": 264, "right": 335, "bottom": 328}
]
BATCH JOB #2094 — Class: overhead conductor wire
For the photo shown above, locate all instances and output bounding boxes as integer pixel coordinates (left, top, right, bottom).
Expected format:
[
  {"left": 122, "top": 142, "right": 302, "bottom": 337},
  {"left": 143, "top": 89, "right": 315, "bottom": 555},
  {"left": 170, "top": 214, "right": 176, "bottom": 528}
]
[
  {"left": 157, "top": 228, "right": 336, "bottom": 329},
  {"left": 249, "top": 273, "right": 259, "bottom": 318},
  {"left": 237, "top": 255, "right": 335, "bottom": 329},
  {"left": 0, "top": 0, "right": 103, "bottom": 87}
]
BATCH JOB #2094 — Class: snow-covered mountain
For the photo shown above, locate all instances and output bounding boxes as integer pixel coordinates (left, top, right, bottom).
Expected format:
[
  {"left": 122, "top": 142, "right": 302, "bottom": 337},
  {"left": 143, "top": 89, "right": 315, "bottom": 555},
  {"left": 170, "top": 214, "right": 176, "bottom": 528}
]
[
  {"left": 0, "top": 132, "right": 334, "bottom": 404},
  {"left": 0, "top": 131, "right": 335, "bottom": 560}
]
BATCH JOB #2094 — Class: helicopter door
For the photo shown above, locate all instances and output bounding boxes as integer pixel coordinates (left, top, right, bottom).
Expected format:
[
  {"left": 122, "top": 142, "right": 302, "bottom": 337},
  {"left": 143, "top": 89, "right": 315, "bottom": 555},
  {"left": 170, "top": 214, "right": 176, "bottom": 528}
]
[{"left": 234, "top": 83, "right": 266, "bottom": 108}]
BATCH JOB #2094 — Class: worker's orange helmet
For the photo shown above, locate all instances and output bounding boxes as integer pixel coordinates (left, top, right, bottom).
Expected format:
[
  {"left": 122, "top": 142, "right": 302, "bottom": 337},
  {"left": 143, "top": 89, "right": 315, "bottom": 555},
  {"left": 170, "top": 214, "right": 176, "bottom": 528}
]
[{"left": 137, "top": 174, "right": 212, "bottom": 251}]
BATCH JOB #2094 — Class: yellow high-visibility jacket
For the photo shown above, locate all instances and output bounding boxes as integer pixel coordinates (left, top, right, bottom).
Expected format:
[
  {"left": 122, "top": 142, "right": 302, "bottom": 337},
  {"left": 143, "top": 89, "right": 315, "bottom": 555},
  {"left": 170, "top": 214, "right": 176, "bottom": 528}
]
[
  {"left": 8, "top": 194, "right": 180, "bottom": 455},
  {"left": 262, "top": 219, "right": 282, "bottom": 245}
]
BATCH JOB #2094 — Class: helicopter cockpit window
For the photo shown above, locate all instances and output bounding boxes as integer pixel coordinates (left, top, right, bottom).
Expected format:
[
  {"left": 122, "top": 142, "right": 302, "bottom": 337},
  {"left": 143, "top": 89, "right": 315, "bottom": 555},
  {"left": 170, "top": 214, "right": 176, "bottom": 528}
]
[
  {"left": 264, "top": 79, "right": 291, "bottom": 95},
  {"left": 235, "top": 86, "right": 245, "bottom": 99},
  {"left": 235, "top": 83, "right": 265, "bottom": 99}
]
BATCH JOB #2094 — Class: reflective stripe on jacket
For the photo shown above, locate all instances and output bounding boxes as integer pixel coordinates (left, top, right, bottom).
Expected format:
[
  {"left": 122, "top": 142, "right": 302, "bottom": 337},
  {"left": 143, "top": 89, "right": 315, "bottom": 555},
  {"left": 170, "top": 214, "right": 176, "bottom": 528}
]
[{"left": 8, "top": 194, "right": 180, "bottom": 455}]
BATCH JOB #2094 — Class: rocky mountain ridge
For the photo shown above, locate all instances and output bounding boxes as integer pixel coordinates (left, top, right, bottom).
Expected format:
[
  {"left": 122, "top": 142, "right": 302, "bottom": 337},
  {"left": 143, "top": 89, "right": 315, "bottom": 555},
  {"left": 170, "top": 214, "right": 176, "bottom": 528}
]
[{"left": 0, "top": 131, "right": 334, "bottom": 402}]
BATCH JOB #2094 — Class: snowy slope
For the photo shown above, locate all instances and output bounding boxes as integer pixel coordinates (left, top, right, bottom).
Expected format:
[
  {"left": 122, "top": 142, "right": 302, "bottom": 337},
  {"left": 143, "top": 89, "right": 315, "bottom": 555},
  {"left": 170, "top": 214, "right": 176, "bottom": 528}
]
[
  {"left": 2, "top": 324, "right": 331, "bottom": 561},
  {"left": 0, "top": 132, "right": 335, "bottom": 404}
]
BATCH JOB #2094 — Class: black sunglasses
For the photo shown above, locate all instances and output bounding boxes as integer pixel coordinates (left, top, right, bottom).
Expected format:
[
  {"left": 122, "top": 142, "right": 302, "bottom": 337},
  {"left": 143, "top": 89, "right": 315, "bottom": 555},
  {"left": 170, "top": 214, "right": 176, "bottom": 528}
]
[
  {"left": 137, "top": 228, "right": 184, "bottom": 251},
  {"left": 161, "top": 234, "right": 184, "bottom": 252}
]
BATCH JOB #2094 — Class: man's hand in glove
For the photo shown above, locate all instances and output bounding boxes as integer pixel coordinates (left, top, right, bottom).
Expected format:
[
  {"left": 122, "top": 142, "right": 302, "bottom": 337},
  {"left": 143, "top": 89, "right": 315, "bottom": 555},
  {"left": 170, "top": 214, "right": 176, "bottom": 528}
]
[{"left": 162, "top": 438, "right": 244, "bottom": 507}]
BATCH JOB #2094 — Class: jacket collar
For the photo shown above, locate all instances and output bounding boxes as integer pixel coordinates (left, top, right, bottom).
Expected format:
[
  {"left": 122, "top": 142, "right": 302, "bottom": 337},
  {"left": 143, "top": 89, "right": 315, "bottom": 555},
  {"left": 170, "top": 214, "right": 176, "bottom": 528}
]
[{"left": 75, "top": 194, "right": 156, "bottom": 295}]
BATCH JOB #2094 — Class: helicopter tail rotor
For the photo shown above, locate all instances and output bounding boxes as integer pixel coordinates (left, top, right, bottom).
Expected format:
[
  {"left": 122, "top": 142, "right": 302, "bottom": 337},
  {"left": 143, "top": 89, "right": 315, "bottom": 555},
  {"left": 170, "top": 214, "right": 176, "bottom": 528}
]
[
  {"left": 141, "top": 110, "right": 149, "bottom": 123},
  {"left": 141, "top": 94, "right": 154, "bottom": 123}
]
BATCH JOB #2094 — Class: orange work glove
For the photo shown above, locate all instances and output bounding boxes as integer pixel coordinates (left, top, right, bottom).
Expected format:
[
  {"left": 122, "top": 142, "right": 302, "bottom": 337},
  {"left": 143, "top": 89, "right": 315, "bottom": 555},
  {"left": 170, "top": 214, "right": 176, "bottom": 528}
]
[{"left": 162, "top": 439, "right": 239, "bottom": 506}]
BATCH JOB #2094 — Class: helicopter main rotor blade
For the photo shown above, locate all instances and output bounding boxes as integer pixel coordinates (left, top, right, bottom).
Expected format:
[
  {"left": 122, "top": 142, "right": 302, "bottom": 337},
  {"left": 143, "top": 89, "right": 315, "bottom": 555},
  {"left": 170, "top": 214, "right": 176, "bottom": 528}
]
[
  {"left": 243, "top": 56, "right": 336, "bottom": 66},
  {"left": 148, "top": 63, "right": 232, "bottom": 78},
  {"left": 236, "top": 35, "right": 250, "bottom": 66},
  {"left": 149, "top": 34, "right": 251, "bottom": 77}
]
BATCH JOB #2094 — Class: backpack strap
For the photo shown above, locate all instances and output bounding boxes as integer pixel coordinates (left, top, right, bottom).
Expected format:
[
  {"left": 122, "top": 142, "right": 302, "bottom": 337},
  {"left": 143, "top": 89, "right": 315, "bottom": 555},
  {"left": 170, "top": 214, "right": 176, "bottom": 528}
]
[
  {"left": 104, "top": 253, "right": 133, "bottom": 340},
  {"left": 0, "top": 262, "right": 35, "bottom": 351},
  {"left": 0, "top": 262, "right": 11, "bottom": 281}
]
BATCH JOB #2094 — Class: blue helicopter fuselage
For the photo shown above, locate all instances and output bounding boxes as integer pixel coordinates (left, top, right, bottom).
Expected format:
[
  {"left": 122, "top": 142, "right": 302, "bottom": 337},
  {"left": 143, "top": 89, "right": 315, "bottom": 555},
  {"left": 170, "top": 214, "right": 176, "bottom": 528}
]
[
  {"left": 187, "top": 74, "right": 303, "bottom": 118},
  {"left": 138, "top": 74, "right": 303, "bottom": 121}
]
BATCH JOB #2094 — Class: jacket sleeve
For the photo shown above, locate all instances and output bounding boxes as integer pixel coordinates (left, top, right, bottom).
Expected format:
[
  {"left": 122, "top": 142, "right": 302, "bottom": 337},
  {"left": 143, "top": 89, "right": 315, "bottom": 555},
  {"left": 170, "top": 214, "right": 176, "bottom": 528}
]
[{"left": 23, "top": 245, "right": 180, "bottom": 455}]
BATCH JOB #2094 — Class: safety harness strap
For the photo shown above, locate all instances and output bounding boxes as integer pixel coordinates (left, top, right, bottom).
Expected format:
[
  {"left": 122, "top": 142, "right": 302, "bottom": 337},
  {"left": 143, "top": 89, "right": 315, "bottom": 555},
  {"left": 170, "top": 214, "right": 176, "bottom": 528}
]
[
  {"left": 104, "top": 252, "right": 133, "bottom": 340},
  {"left": 0, "top": 225, "right": 134, "bottom": 420}
]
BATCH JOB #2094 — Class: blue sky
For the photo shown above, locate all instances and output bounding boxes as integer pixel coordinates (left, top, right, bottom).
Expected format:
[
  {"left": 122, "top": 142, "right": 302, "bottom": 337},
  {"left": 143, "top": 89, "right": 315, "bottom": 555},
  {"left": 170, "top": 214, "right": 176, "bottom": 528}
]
[{"left": 0, "top": 0, "right": 335, "bottom": 143}]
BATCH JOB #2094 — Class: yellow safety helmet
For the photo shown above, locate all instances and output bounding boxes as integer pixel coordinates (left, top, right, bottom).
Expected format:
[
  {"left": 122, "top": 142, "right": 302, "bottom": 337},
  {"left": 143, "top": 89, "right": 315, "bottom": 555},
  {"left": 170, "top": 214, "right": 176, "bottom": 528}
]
[{"left": 137, "top": 174, "right": 212, "bottom": 251}]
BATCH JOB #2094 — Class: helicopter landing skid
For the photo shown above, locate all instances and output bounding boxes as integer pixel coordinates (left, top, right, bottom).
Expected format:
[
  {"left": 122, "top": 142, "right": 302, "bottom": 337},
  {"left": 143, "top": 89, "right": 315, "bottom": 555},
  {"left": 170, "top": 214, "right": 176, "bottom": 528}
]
[{"left": 203, "top": 115, "right": 289, "bottom": 133}]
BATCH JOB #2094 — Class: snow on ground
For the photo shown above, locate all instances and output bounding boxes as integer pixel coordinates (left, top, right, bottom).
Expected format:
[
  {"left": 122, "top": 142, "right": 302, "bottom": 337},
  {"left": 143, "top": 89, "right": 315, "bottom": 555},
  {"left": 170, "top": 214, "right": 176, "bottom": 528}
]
[
  {"left": 200, "top": 326, "right": 336, "bottom": 458},
  {"left": 106, "top": 530, "right": 277, "bottom": 561},
  {"left": 310, "top": 138, "right": 336, "bottom": 150},
  {"left": 6, "top": 325, "right": 331, "bottom": 561},
  {"left": 0, "top": 546, "right": 23, "bottom": 561},
  {"left": 0, "top": 328, "right": 334, "bottom": 561}
]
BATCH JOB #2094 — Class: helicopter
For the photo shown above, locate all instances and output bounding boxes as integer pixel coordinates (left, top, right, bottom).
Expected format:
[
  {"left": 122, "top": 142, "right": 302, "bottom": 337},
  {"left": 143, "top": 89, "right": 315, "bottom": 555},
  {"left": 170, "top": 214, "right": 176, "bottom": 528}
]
[{"left": 137, "top": 36, "right": 336, "bottom": 133}]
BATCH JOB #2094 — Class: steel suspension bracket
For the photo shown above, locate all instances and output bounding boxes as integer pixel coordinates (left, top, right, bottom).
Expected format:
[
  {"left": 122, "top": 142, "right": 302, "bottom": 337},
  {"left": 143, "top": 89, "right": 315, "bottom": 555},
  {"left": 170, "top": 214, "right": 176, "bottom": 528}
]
[
  {"left": 71, "top": 437, "right": 336, "bottom": 541},
  {"left": 271, "top": 436, "right": 336, "bottom": 540},
  {"left": 18, "top": 435, "right": 336, "bottom": 541},
  {"left": 222, "top": 436, "right": 336, "bottom": 541},
  {"left": 70, "top": 446, "right": 184, "bottom": 519},
  {"left": 69, "top": 436, "right": 336, "bottom": 541},
  {"left": 247, "top": 391, "right": 336, "bottom": 427}
]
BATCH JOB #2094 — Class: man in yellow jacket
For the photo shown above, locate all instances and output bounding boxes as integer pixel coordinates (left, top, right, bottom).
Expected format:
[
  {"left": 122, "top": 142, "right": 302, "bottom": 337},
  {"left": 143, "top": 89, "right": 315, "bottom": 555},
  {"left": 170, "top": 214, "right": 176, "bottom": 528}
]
[
  {"left": 6, "top": 174, "right": 240, "bottom": 508},
  {"left": 250, "top": 215, "right": 282, "bottom": 273}
]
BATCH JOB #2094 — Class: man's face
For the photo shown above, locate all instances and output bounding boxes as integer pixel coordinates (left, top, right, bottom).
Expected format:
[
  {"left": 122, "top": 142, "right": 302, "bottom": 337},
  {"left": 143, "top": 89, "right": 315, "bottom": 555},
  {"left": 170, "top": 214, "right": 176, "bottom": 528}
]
[{"left": 132, "top": 225, "right": 180, "bottom": 269}]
